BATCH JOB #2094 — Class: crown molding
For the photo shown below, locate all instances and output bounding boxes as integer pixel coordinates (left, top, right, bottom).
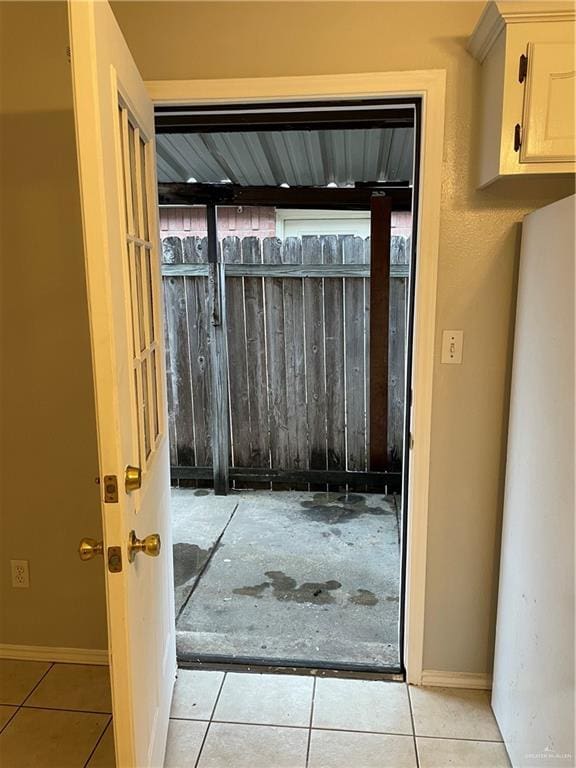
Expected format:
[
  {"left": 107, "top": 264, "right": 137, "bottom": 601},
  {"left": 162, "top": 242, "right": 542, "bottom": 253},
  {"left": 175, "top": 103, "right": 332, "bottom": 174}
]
[{"left": 468, "top": 2, "right": 576, "bottom": 62}]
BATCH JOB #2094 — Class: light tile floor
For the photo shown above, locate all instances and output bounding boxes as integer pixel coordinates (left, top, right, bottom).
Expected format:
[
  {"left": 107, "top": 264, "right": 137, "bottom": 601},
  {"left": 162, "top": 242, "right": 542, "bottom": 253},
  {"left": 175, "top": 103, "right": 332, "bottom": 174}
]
[
  {"left": 0, "top": 659, "right": 512, "bottom": 767},
  {"left": 167, "top": 669, "right": 512, "bottom": 768},
  {"left": 0, "top": 659, "right": 114, "bottom": 768}
]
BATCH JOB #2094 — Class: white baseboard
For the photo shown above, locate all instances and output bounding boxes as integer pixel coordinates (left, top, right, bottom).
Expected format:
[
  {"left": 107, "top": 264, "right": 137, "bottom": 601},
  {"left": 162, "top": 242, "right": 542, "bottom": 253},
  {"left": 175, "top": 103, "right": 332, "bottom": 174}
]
[
  {"left": 420, "top": 669, "right": 492, "bottom": 690},
  {"left": 0, "top": 644, "right": 109, "bottom": 666}
]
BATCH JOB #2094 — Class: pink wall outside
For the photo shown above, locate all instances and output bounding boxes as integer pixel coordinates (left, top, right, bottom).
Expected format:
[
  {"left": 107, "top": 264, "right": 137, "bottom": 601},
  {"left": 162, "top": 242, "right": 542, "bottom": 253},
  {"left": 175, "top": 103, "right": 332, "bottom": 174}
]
[{"left": 160, "top": 206, "right": 413, "bottom": 240}]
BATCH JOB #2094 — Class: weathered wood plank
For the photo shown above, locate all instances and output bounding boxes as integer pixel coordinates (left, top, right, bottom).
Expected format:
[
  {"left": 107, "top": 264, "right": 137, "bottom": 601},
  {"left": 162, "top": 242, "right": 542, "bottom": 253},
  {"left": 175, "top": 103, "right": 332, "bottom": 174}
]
[
  {"left": 303, "top": 235, "right": 327, "bottom": 490},
  {"left": 224, "top": 236, "right": 251, "bottom": 487},
  {"left": 389, "top": 236, "right": 408, "bottom": 465},
  {"left": 183, "top": 236, "right": 212, "bottom": 480},
  {"left": 263, "top": 237, "right": 290, "bottom": 489},
  {"left": 207, "top": 205, "right": 230, "bottom": 494},
  {"left": 369, "top": 195, "right": 391, "bottom": 471},
  {"left": 282, "top": 237, "right": 308, "bottom": 490},
  {"left": 161, "top": 263, "right": 409, "bottom": 278},
  {"left": 323, "top": 236, "right": 346, "bottom": 487},
  {"left": 242, "top": 236, "right": 271, "bottom": 487},
  {"left": 162, "top": 237, "right": 195, "bottom": 482},
  {"left": 343, "top": 236, "right": 368, "bottom": 473}
]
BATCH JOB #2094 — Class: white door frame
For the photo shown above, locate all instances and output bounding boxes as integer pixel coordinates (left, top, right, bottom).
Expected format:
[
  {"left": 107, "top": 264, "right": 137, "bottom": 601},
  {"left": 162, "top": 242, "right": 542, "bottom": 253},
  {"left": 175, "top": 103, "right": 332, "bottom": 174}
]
[{"left": 147, "top": 71, "right": 446, "bottom": 685}]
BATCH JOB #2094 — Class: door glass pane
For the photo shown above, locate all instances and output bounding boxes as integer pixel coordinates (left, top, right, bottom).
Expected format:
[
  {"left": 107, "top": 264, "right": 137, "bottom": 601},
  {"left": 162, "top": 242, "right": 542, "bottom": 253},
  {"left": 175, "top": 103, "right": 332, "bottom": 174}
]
[
  {"left": 127, "top": 242, "right": 137, "bottom": 357},
  {"left": 135, "top": 246, "right": 146, "bottom": 352},
  {"left": 118, "top": 107, "right": 129, "bottom": 234},
  {"left": 145, "top": 249, "right": 155, "bottom": 343},
  {"left": 139, "top": 138, "right": 149, "bottom": 241},
  {"left": 128, "top": 120, "right": 139, "bottom": 238},
  {"left": 150, "top": 349, "right": 160, "bottom": 440},
  {"left": 141, "top": 357, "right": 151, "bottom": 458},
  {"left": 134, "top": 368, "right": 142, "bottom": 465}
]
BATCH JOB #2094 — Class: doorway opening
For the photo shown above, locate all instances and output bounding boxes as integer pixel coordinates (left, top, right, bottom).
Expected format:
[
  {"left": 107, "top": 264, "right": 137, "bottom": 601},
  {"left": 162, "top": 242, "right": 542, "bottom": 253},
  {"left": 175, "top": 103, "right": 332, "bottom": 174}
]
[{"left": 156, "top": 99, "right": 420, "bottom": 675}]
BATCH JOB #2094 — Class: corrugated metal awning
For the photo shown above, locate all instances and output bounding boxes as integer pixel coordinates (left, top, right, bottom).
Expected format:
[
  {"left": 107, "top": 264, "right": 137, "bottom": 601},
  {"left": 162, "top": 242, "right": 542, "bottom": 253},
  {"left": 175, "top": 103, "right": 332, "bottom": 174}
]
[{"left": 156, "top": 127, "right": 414, "bottom": 187}]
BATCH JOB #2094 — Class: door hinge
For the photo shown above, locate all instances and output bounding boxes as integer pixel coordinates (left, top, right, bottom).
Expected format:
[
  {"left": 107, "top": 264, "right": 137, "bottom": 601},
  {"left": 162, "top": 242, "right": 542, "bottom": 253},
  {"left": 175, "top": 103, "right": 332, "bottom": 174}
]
[
  {"left": 514, "top": 124, "right": 522, "bottom": 152},
  {"left": 518, "top": 53, "right": 528, "bottom": 83},
  {"left": 103, "top": 475, "right": 119, "bottom": 503}
]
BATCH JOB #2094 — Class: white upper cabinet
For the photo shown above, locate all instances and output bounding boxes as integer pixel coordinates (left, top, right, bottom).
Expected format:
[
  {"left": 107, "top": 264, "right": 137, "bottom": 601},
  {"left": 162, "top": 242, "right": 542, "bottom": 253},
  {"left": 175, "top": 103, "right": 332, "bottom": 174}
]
[
  {"left": 522, "top": 42, "right": 575, "bottom": 162},
  {"left": 468, "top": 2, "right": 575, "bottom": 187}
]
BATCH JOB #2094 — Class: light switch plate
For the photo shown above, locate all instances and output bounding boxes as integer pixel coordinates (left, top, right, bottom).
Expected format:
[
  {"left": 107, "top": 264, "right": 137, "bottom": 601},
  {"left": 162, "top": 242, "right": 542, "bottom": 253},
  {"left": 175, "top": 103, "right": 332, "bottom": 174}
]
[{"left": 441, "top": 330, "right": 464, "bottom": 364}]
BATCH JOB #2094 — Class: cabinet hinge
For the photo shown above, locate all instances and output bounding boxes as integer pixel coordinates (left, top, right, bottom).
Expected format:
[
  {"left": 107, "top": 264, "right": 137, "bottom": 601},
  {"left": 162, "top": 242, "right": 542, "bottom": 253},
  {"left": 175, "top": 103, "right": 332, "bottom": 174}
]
[
  {"left": 518, "top": 53, "right": 528, "bottom": 83},
  {"left": 514, "top": 123, "right": 522, "bottom": 153}
]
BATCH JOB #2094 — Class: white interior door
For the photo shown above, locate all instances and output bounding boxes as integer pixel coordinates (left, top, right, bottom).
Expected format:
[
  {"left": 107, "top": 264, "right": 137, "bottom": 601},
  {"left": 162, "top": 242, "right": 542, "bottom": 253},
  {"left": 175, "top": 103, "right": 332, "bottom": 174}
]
[{"left": 68, "top": 2, "right": 176, "bottom": 765}]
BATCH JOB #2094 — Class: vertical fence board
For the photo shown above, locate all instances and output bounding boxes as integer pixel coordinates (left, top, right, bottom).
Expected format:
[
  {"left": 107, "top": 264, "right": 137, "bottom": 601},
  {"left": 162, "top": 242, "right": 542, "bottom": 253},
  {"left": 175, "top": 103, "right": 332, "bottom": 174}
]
[
  {"left": 343, "top": 236, "right": 368, "bottom": 472},
  {"left": 369, "top": 195, "right": 391, "bottom": 471},
  {"left": 243, "top": 237, "right": 271, "bottom": 487},
  {"left": 162, "top": 237, "right": 195, "bottom": 480},
  {"left": 263, "top": 237, "right": 290, "bottom": 489},
  {"left": 183, "top": 236, "right": 212, "bottom": 472},
  {"left": 224, "top": 237, "right": 251, "bottom": 480},
  {"left": 303, "top": 236, "right": 327, "bottom": 489},
  {"left": 282, "top": 237, "right": 309, "bottom": 490},
  {"left": 389, "top": 236, "right": 408, "bottom": 465},
  {"left": 323, "top": 236, "right": 346, "bottom": 487}
]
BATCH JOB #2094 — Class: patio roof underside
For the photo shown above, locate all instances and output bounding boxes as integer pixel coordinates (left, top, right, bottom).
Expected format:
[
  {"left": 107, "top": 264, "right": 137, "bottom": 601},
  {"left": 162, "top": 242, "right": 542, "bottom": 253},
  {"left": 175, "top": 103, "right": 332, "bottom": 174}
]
[{"left": 155, "top": 126, "right": 415, "bottom": 188}]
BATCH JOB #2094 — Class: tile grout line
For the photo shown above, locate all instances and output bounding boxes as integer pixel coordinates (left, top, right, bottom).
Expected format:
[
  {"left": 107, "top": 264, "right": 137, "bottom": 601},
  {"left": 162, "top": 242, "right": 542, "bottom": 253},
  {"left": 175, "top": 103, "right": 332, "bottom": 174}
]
[
  {"left": 18, "top": 662, "right": 55, "bottom": 708},
  {"left": 20, "top": 705, "right": 113, "bottom": 716},
  {"left": 0, "top": 705, "right": 19, "bottom": 735},
  {"left": 305, "top": 677, "right": 317, "bottom": 768},
  {"left": 82, "top": 714, "right": 113, "bottom": 768},
  {"left": 192, "top": 671, "right": 228, "bottom": 768},
  {"left": 406, "top": 683, "right": 421, "bottom": 768}
]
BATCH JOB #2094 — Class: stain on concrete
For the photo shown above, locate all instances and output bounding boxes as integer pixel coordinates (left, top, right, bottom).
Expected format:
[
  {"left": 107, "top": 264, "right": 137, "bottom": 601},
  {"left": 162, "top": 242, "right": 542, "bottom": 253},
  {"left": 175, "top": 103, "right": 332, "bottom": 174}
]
[
  {"left": 173, "top": 543, "right": 210, "bottom": 587},
  {"left": 349, "top": 589, "right": 379, "bottom": 606},
  {"left": 234, "top": 570, "right": 342, "bottom": 605},
  {"left": 194, "top": 489, "right": 211, "bottom": 497},
  {"left": 299, "top": 493, "right": 394, "bottom": 524},
  {"left": 233, "top": 582, "right": 271, "bottom": 598},
  {"left": 386, "top": 595, "right": 399, "bottom": 603}
]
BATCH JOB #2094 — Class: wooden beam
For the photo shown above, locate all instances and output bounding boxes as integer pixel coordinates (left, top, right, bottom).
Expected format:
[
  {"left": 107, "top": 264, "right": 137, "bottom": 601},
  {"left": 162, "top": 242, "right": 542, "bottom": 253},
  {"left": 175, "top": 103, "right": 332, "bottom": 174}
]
[
  {"left": 158, "top": 182, "right": 411, "bottom": 211},
  {"left": 161, "top": 263, "right": 410, "bottom": 279},
  {"left": 155, "top": 104, "right": 415, "bottom": 133},
  {"left": 207, "top": 204, "right": 230, "bottom": 495},
  {"left": 369, "top": 194, "right": 392, "bottom": 471},
  {"left": 170, "top": 466, "right": 401, "bottom": 492}
]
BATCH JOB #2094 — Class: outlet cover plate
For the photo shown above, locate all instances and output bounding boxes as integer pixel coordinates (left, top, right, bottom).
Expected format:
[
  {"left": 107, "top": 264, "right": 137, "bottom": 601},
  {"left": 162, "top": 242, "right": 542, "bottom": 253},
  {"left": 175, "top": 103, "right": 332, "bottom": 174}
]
[{"left": 11, "top": 560, "right": 30, "bottom": 588}]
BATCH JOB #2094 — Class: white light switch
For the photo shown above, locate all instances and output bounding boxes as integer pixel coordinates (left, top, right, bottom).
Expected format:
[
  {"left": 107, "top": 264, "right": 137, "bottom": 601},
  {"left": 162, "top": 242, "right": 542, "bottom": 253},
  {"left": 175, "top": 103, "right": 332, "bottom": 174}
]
[{"left": 441, "top": 330, "right": 463, "bottom": 364}]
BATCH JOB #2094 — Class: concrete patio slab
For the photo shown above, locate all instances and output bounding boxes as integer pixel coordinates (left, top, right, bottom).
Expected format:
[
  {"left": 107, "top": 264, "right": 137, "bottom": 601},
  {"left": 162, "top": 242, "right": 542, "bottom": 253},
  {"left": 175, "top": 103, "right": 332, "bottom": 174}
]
[{"left": 172, "top": 489, "right": 401, "bottom": 668}]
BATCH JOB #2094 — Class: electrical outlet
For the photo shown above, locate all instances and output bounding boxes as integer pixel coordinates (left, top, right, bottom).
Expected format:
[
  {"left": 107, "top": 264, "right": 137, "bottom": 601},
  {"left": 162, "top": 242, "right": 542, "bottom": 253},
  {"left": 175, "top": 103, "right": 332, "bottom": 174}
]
[
  {"left": 441, "top": 330, "right": 464, "bottom": 364},
  {"left": 11, "top": 560, "right": 30, "bottom": 588}
]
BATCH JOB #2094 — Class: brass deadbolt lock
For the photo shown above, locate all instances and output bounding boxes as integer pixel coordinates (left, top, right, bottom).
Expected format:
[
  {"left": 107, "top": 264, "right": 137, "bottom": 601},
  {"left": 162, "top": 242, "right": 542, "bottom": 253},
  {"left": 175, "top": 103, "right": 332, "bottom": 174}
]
[
  {"left": 78, "top": 538, "right": 103, "bottom": 561},
  {"left": 128, "top": 530, "right": 161, "bottom": 563},
  {"left": 125, "top": 465, "right": 142, "bottom": 493}
]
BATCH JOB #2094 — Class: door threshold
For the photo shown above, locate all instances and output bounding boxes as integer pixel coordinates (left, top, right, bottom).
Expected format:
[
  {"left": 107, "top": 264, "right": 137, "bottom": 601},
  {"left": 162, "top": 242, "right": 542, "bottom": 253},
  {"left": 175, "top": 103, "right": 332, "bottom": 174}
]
[{"left": 177, "top": 653, "right": 404, "bottom": 682}]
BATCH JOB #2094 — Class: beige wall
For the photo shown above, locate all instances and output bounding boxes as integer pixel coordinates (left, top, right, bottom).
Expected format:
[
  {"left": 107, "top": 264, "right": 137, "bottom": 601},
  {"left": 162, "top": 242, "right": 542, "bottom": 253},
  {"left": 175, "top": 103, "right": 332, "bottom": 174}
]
[
  {"left": 0, "top": 2, "right": 107, "bottom": 650},
  {"left": 110, "top": 0, "right": 574, "bottom": 675}
]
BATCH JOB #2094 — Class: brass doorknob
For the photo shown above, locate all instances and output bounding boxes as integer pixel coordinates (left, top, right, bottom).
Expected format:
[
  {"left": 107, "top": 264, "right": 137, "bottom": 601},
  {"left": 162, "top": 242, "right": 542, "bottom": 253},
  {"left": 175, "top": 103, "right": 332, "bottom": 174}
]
[
  {"left": 128, "top": 530, "right": 161, "bottom": 563},
  {"left": 79, "top": 538, "right": 104, "bottom": 561}
]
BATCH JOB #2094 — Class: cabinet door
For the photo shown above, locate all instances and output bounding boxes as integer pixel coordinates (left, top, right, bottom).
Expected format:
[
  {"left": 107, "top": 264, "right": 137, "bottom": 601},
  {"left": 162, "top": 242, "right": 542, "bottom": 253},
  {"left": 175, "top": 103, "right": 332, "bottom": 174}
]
[{"left": 521, "top": 42, "right": 575, "bottom": 163}]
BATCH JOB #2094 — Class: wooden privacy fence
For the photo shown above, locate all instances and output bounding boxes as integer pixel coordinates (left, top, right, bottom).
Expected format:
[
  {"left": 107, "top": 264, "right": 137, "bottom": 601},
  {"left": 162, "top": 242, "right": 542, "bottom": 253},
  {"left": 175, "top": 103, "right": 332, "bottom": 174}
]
[{"left": 161, "top": 234, "right": 410, "bottom": 489}]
